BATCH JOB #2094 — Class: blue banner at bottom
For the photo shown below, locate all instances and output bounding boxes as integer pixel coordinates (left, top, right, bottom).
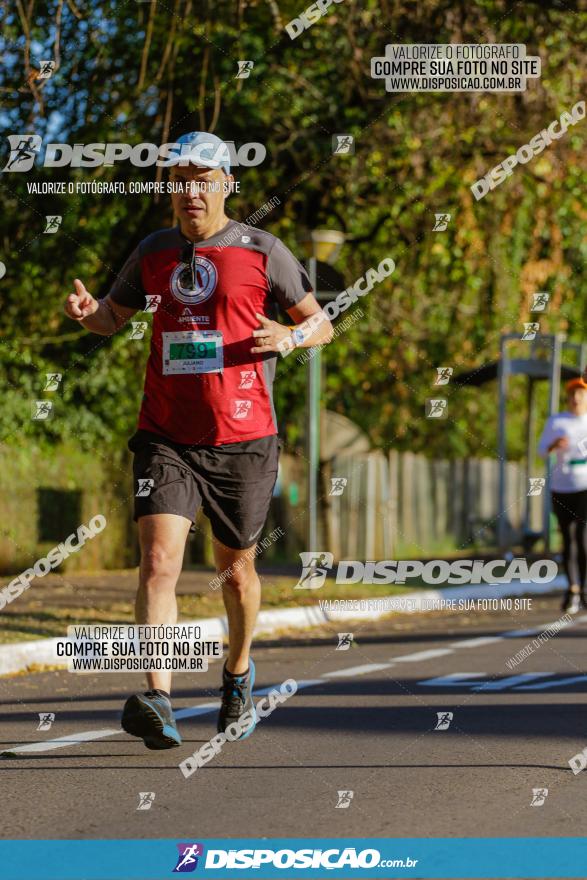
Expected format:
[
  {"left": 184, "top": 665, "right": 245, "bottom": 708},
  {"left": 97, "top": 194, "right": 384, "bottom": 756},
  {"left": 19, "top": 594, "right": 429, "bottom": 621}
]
[{"left": 1, "top": 837, "right": 584, "bottom": 879}]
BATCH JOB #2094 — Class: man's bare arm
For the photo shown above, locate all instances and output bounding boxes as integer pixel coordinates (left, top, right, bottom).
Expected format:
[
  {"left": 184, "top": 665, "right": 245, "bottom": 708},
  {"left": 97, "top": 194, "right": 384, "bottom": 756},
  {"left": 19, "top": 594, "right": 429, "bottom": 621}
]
[
  {"left": 286, "top": 292, "right": 334, "bottom": 347},
  {"left": 64, "top": 279, "right": 139, "bottom": 336}
]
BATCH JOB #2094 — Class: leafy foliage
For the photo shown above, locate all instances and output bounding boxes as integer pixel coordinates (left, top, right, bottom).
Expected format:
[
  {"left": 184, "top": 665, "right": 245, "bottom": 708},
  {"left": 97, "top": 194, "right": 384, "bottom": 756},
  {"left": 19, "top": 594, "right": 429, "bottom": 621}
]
[{"left": 0, "top": 0, "right": 585, "bottom": 459}]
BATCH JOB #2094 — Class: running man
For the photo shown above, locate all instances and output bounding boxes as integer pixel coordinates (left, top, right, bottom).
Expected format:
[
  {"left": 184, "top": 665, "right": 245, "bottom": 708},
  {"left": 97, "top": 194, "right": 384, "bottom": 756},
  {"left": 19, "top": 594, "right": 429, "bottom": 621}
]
[{"left": 63, "top": 131, "right": 333, "bottom": 749}]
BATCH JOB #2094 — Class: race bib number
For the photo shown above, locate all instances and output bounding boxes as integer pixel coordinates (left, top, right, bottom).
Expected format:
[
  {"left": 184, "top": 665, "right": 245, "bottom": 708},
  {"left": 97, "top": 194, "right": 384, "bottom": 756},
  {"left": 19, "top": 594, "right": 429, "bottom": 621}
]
[{"left": 162, "top": 331, "right": 223, "bottom": 375}]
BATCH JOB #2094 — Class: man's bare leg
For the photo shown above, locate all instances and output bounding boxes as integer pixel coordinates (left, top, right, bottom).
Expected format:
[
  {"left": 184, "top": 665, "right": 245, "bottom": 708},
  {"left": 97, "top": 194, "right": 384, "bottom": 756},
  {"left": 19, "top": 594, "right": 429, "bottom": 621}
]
[
  {"left": 213, "top": 538, "right": 260, "bottom": 675},
  {"left": 121, "top": 513, "right": 191, "bottom": 749},
  {"left": 135, "top": 513, "right": 191, "bottom": 693}
]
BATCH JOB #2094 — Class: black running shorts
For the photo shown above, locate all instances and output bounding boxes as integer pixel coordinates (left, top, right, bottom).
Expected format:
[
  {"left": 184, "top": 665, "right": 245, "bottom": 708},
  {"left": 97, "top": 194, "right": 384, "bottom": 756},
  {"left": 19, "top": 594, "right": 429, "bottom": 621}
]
[
  {"left": 551, "top": 489, "right": 587, "bottom": 526},
  {"left": 128, "top": 430, "right": 279, "bottom": 549}
]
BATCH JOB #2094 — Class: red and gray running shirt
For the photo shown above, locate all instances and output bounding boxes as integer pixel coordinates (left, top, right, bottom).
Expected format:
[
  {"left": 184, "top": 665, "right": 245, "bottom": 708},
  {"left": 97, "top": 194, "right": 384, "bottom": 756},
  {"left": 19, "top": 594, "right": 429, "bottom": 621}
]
[{"left": 107, "top": 220, "right": 312, "bottom": 445}]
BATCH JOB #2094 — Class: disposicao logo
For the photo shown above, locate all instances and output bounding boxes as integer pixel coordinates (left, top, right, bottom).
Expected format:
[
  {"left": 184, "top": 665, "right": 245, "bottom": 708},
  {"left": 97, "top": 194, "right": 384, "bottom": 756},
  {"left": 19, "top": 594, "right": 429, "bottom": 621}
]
[
  {"left": 2, "top": 136, "right": 266, "bottom": 171},
  {"left": 173, "top": 843, "right": 204, "bottom": 872}
]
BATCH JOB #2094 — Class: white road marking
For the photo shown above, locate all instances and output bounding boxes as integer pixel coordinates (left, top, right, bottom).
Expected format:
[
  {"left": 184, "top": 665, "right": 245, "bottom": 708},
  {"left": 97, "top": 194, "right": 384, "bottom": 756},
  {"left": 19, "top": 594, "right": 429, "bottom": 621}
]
[
  {"left": 0, "top": 728, "right": 121, "bottom": 755},
  {"left": 322, "top": 663, "right": 392, "bottom": 678},
  {"left": 515, "top": 675, "right": 587, "bottom": 691},
  {"left": 502, "top": 619, "right": 575, "bottom": 640},
  {"left": 419, "top": 672, "right": 488, "bottom": 687},
  {"left": 392, "top": 649, "right": 453, "bottom": 662},
  {"left": 0, "top": 681, "right": 327, "bottom": 756},
  {"left": 253, "top": 679, "right": 324, "bottom": 695},
  {"left": 453, "top": 615, "right": 580, "bottom": 649},
  {"left": 472, "top": 672, "right": 551, "bottom": 691},
  {"left": 174, "top": 701, "right": 219, "bottom": 721},
  {"left": 420, "top": 671, "right": 587, "bottom": 692},
  {"left": 4, "top": 612, "right": 583, "bottom": 756},
  {"left": 451, "top": 636, "right": 503, "bottom": 648},
  {"left": 532, "top": 620, "right": 571, "bottom": 632},
  {"left": 503, "top": 629, "right": 541, "bottom": 638}
]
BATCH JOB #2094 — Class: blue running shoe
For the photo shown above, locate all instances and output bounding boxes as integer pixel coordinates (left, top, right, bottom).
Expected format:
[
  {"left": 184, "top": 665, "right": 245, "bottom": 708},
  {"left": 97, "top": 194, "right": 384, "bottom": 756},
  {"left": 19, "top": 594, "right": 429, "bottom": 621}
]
[
  {"left": 217, "top": 659, "right": 256, "bottom": 740},
  {"left": 121, "top": 690, "right": 182, "bottom": 750}
]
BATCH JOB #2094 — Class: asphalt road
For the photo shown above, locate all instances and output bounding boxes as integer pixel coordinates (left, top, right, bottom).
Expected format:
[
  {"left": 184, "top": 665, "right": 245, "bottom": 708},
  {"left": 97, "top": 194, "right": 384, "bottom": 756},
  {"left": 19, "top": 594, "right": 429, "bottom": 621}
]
[{"left": 1, "top": 595, "right": 587, "bottom": 847}]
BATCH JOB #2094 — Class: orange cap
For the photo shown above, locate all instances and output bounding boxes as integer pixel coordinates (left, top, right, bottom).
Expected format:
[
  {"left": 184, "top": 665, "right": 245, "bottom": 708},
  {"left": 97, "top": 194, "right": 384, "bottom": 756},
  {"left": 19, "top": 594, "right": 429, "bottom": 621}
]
[{"left": 565, "top": 377, "right": 587, "bottom": 393}]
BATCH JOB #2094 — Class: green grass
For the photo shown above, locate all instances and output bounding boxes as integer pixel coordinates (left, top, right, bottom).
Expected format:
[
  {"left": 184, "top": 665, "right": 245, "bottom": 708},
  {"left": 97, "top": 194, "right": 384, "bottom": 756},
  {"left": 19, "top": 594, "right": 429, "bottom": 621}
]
[{"left": 0, "top": 575, "right": 414, "bottom": 644}]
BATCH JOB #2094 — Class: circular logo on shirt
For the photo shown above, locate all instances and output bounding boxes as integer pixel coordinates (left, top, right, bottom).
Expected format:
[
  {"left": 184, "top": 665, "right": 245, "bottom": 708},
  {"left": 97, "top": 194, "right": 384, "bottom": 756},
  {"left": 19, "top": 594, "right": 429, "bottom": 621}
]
[{"left": 170, "top": 256, "right": 218, "bottom": 305}]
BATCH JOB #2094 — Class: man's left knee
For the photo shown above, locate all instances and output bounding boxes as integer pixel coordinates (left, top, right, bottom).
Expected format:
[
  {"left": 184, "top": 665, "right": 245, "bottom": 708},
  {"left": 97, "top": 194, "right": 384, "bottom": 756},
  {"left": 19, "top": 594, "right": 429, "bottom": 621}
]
[{"left": 221, "top": 566, "right": 257, "bottom": 599}]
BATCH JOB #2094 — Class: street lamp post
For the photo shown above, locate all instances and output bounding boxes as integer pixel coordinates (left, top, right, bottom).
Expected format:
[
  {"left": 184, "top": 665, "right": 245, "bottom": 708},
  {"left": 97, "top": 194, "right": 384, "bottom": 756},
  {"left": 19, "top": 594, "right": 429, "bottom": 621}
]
[
  {"left": 307, "top": 255, "right": 320, "bottom": 553},
  {"left": 305, "top": 230, "right": 345, "bottom": 551}
]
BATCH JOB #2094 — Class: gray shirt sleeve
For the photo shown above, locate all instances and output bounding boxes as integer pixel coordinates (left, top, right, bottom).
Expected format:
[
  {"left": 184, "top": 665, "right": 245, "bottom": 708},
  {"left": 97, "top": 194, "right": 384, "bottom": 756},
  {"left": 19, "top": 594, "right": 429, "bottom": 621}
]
[
  {"left": 266, "top": 239, "right": 313, "bottom": 310},
  {"left": 105, "top": 246, "right": 147, "bottom": 310}
]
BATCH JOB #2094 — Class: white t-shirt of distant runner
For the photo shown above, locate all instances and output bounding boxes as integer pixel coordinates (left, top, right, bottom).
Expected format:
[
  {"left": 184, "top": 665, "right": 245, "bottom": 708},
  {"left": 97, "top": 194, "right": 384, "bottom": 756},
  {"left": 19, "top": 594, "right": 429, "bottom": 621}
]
[{"left": 538, "top": 411, "right": 587, "bottom": 492}]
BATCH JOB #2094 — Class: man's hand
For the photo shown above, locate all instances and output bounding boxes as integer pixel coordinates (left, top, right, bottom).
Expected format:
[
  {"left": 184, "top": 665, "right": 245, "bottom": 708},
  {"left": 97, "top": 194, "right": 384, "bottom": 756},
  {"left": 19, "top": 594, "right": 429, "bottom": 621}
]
[
  {"left": 64, "top": 279, "right": 99, "bottom": 322},
  {"left": 63, "top": 285, "right": 137, "bottom": 336},
  {"left": 251, "top": 313, "right": 294, "bottom": 354},
  {"left": 548, "top": 436, "right": 570, "bottom": 452}
]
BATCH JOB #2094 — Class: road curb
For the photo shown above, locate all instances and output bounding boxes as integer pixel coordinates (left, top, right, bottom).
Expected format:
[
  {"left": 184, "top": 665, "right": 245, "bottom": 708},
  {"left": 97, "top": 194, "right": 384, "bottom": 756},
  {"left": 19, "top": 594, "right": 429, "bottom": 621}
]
[{"left": 0, "top": 576, "right": 566, "bottom": 676}]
